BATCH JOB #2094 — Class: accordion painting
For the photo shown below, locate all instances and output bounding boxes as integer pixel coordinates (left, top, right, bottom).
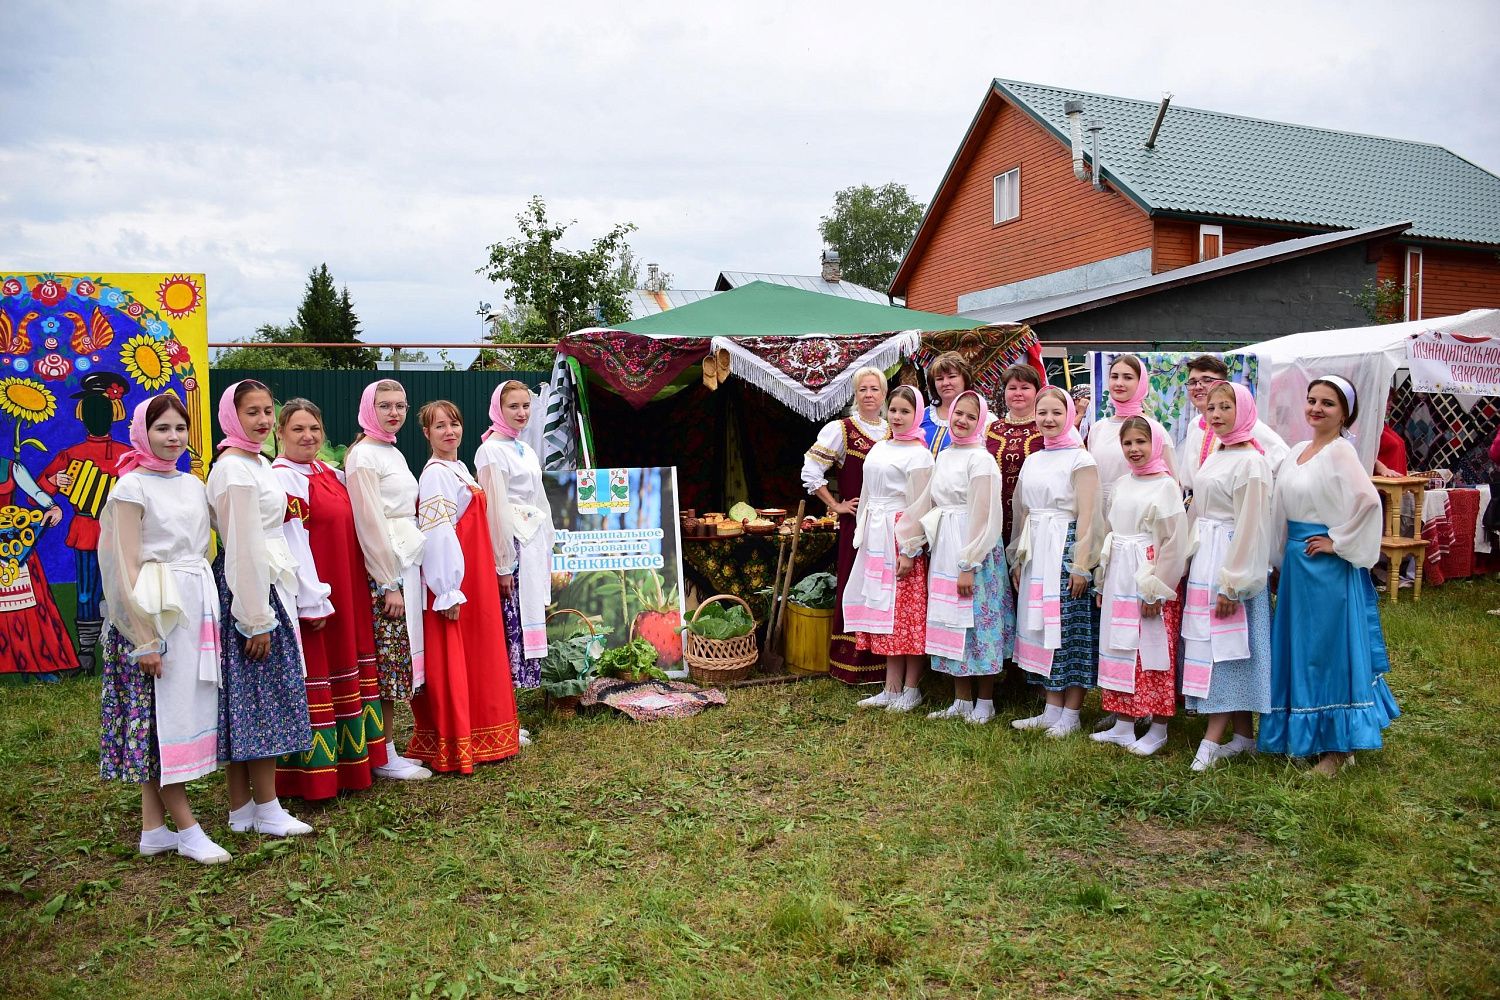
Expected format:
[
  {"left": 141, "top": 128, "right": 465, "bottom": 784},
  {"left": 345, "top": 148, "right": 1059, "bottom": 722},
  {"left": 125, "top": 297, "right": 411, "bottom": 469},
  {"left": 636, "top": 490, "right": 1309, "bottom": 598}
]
[{"left": 0, "top": 272, "right": 210, "bottom": 674}]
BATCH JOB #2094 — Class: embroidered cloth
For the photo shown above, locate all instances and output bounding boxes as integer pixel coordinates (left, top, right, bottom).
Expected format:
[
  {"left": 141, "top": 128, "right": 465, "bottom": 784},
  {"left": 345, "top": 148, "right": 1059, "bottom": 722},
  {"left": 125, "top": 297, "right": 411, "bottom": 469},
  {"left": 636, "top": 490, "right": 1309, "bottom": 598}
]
[{"left": 560, "top": 329, "right": 711, "bottom": 409}]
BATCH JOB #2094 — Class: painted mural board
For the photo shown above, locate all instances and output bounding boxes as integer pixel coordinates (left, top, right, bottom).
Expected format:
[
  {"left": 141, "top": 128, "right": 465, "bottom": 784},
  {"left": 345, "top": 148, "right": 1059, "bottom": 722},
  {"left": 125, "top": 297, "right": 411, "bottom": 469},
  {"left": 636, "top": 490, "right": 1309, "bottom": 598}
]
[{"left": 0, "top": 273, "right": 210, "bottom": 676}]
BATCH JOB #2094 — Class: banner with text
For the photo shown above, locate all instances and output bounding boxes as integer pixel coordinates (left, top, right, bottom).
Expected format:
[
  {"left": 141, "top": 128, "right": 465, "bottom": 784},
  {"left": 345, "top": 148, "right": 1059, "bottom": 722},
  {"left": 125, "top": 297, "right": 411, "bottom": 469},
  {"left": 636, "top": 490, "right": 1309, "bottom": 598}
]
[
  {"left": 1408, "top": 329, "right": 1500, "bottom": 397},
  {"left": 542, "top": 467, "right": 685, "bottom": 667}
]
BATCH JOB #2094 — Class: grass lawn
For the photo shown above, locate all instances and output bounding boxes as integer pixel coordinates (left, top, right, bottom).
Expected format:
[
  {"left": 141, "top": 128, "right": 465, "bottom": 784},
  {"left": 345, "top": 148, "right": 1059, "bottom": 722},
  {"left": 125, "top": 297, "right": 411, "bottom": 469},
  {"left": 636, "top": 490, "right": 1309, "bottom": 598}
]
[{"left": 2, "top": 580, "right": 1498, "bottom": 999}]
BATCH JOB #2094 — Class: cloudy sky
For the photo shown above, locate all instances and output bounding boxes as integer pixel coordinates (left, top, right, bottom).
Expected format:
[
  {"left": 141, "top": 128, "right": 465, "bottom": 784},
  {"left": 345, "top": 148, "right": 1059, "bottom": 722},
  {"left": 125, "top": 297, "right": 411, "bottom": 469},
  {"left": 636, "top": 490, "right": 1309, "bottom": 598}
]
[{"left": 4, "top": 1, "right": 1497, "bottom": 360}]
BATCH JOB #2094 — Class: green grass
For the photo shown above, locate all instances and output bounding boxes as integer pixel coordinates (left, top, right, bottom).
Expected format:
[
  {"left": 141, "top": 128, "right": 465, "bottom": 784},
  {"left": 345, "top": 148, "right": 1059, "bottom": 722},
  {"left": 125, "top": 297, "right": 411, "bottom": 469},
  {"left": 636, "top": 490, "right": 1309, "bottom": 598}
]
[{"left": 2, "top": 580, "right": 1499, "bottom": 998}]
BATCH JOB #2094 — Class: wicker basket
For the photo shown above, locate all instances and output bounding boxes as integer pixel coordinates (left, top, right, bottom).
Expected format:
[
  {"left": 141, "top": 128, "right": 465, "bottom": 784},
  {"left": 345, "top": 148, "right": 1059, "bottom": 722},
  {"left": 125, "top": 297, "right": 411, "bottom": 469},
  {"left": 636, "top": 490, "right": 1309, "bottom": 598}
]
[
  {"left": 544, "top": 608, "right": 595, "bottom": 718},
  {"left": 683, "top": 593, "right": 759, "bottom": 685}
]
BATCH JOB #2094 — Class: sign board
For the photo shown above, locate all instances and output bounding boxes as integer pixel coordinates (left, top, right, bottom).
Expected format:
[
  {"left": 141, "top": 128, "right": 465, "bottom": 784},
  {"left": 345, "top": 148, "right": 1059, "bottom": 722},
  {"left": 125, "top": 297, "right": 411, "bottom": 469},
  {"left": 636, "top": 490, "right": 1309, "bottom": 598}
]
[{"left": 1408, "top": 329, "right": 1500, "bottom": 397}]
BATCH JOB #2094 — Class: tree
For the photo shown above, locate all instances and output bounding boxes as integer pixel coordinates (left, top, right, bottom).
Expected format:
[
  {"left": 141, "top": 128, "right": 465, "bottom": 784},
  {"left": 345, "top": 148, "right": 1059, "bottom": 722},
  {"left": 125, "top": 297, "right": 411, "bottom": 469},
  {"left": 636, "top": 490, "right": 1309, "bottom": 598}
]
[
  {"left": 1342, "top": 278, "right": 1406, "bottom": 325},
  {"left": 478, "top": 196, "right": 638, "bottom": 352},
  {"left": 213, "top": 323, "right": 329, "bottom": 369},
  {"left": 211, "top": 265, "right": 380, "bottom": 370},
  {"left": 818, "top": 182, "right": 926, "bottom": 293}
]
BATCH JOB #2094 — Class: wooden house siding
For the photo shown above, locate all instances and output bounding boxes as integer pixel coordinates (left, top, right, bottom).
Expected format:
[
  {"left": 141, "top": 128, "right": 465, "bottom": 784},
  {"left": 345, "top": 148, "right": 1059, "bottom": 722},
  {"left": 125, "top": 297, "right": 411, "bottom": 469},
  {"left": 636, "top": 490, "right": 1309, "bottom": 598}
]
[
  {"left": 1152, "top": 219, "right": 1297, "bottom": 272},
  {"left": 1375, "top": 243, "right": 1500, "bottom": 320},
  {"left": 902, "top": 95, "right": 1152, "bottom": 314}
]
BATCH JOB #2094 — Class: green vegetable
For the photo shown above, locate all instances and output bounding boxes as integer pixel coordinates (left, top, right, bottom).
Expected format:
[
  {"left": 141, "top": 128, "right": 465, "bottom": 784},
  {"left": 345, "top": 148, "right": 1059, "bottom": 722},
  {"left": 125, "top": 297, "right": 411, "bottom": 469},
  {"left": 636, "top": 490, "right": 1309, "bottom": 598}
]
[
  {"left": 788, "top": 572, "right": 838, "bottom": 610},
  {"left": 727, "top": 501, "right": 758, "bottom": 523},
  {"left": 678, "top": 601, "right": 755, "bottom": 640},
  {"left": 538, "top": 625, "right": 610, "bottom": 698},
  {"left": 597, "top": 638, "right": 667, "bottom": 682}
]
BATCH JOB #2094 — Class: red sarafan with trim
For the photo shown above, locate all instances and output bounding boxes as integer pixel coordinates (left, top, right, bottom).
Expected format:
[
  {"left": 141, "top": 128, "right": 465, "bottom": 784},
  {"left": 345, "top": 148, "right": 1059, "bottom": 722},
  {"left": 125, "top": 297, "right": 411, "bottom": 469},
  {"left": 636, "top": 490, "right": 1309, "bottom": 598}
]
[{"left": 894, "top": 79, "right": 1500, "bottom": 320}]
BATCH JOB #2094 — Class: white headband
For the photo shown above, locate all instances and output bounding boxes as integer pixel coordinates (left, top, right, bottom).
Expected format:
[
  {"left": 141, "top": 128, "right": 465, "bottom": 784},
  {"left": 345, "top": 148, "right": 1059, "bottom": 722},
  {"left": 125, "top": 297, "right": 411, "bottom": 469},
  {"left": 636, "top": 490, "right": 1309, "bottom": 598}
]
[{"left": 1317, "top": 374, "right": 1357, "bottom": 416}]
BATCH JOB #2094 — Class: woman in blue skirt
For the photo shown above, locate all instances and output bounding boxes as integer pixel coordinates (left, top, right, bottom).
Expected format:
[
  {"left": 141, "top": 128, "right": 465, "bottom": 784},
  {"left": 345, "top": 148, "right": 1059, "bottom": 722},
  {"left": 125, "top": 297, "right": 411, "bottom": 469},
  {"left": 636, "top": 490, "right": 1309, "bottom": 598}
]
[{"left": 1260, "top": 375, "right": 1399, "bottom": 775}]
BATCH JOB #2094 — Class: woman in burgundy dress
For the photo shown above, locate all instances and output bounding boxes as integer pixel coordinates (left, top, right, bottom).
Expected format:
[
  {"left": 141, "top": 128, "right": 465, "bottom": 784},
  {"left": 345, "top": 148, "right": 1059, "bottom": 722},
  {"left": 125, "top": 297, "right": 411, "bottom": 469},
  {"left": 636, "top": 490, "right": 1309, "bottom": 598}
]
[{"left": 801, "top": 367, "right": 889, "bottom": 685}]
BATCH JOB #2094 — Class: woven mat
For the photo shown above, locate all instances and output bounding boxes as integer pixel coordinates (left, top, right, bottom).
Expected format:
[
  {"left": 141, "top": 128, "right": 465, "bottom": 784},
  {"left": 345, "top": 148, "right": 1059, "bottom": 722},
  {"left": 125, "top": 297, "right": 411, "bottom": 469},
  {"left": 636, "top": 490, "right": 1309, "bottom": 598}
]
[{"left": 580, "top": 677, "right": 727, "bottom": 722}]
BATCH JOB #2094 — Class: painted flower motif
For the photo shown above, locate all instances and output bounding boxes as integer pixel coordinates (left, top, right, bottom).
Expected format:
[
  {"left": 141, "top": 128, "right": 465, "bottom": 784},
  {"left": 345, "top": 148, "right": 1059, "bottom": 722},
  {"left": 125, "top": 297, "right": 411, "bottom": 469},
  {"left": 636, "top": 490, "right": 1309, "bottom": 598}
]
[
  {"left": 163, "top": 338, "right": 191, "bottom": 366},
  {"left": 73, "top": 279, "right": 97, "bottom": 297},
  {"left": 125, "top": 301, "right": 145, "bottom": 318},
  {"left": 0, "top": 377, "right": 57, "bottom": 423},
  {"left": 76, "top": 357, "right": 92, "bottom": 372},
  {"left": 43, "top": 337, "right": 58, "bottom": 350},
  {"left": 35, "top": 353, "right": 72, "bottom": 381},
  {"left": 1, "top": 279, "right": 20, "bottom": 297},
  {"left": 40, "top": 316, "right": 60, "bottom": 335},
  {"left": 146, "top": 318, "right": 167, "bottom": 337},
  {"left": 12, "top": 358, "right": 29, "bottom": 373},
  {"left": 101, "top": 289, "right": 125, "bottom": 307},
  {"left": 120, "top": 334, "right": 172, "bottom": 390},
  {"left": 182, "top": 376, "right": 197, "bottom": 391},
  {"left": 31, "top": 280, "right": 66, "bottom": 308}
]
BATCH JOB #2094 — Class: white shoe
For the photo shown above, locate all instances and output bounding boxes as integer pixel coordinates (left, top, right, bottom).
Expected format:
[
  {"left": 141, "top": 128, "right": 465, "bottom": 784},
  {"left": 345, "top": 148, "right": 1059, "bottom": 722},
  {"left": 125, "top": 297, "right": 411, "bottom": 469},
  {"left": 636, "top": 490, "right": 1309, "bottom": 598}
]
[
  {"left": 927, "top": 700, "right": 973, "bottom": 721},
  {"left": 375, "top": 757, "right": 433, "bottom": 781},
  {"left": 886, "top": 688, "right": 924, "bottom": 713},
  {"left": 138, "top": 826, "right": 178, "bottom": 856},
  {"left": 1092, "top": 712, "right": 1119, "bottom": 733},
  {"left": 1012, "top": 710, "right": 1057, "bottom": 731},
  {"left": 857, "top": 689, "right": 896, "bottom": 709},
  {"left": 519, "top": 730, "right": 533, "bottom": 748},
  {"left": 226, "top": 802, "right": 257, "bottom": 834},
  {"left": 1044, "top": 718, "right": 1080, "bottom": 739},
  {"left": 967, "top": 703, "right": 996, "bottom": 725},
  {"left": 253, "top": 803, "right": 313, "bottom": 838},
  {"left": 1219, "top": 735, "right": 1257, "bottom": 759},
  {"left": 176, "top": 826, "right": 231, "bottom": 865},
  {"left": 1127, "top": 732, "right": 1169, "bottom": 757}
]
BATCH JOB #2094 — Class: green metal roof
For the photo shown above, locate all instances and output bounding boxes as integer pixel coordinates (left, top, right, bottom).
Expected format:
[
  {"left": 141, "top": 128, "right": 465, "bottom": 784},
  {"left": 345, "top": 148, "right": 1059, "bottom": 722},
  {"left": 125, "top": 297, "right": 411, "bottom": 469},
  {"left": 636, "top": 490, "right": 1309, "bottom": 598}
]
[
  {"left": 995, "top": 78, "right": 1500, "bottom": 246},
  {"left": 610, "top": 280, "right": 982, "bottom": 336}
]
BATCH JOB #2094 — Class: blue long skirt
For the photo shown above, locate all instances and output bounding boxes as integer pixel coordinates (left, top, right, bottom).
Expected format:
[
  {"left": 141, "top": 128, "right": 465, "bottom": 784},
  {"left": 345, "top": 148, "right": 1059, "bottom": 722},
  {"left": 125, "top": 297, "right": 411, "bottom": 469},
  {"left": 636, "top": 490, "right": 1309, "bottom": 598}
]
[
  {"left": 932, "top": 548, "right": 1014, "bottom": 677},
  {"left": 1184, "top": 588, "right": 1272, "bottom": 715},
  {"left": 1258, "top": 520, "right": 1400, "bottom": 757}
]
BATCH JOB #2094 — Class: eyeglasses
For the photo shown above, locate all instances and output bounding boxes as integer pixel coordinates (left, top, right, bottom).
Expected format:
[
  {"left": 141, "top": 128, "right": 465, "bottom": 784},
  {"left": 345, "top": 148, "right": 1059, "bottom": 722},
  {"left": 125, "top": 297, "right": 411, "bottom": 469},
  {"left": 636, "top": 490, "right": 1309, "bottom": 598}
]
[
  {"left": 376, "top": 402, "right": 408, "bottom": 413},
  {"left": 1185, "top": 378, "right": 1217, "bottom": 389}
]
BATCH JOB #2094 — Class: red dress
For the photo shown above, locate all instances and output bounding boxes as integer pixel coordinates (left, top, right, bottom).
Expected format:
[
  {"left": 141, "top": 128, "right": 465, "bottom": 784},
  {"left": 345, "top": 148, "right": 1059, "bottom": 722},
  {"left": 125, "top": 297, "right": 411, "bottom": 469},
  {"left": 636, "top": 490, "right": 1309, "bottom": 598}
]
[
  {"left": 409, "top": 482, "right": 521, "bottom": 774},
  {"left": 855, "top": 514, "right": 929, "bottom": 658},
  {"left": 275, "top": 460, "right": 389, "bottom": 799},
  {"left": 829, "top": 418, "right": 888, "bottom": 685},
  {"left": 987, "top": 416, "right": 1043, "bottom": 547},
  {"left": 0, "top": 462, "right": 79, "bottom": 675}
]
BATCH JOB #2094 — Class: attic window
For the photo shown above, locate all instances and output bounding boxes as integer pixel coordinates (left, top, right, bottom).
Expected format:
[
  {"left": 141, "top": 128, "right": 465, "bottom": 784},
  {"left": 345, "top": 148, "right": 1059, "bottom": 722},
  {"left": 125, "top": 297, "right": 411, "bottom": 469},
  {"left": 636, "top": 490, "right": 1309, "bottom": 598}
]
[
  {"left": 993, "top": 168, "right": 1020, "bottom": 225},
  {"left": 1199, "top": 225, "right": 1223, "bottom": 262}
]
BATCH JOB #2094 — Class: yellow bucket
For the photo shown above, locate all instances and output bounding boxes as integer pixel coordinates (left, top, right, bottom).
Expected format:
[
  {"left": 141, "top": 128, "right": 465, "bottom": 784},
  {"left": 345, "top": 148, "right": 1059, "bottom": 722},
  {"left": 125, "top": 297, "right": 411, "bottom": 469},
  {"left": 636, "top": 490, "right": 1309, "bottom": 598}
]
[{"left": 783, "top": 603, "right": 833, "bottom": 673}]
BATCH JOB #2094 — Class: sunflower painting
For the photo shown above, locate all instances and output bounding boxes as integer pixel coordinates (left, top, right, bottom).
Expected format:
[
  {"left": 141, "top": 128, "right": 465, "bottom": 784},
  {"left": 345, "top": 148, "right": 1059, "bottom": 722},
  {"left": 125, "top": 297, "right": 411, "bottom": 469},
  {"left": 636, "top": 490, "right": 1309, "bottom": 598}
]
[
  {"left": 0, "top": 377, "right": 56, "bottom": 425},
  {"left": 120, "top": 334, "right": 173, "bottom": 391}
]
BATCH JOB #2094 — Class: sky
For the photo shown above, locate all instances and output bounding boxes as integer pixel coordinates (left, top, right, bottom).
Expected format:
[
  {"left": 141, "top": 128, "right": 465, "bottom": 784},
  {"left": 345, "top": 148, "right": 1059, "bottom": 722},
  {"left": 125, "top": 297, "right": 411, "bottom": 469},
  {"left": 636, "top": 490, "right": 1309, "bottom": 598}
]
[{"left": 3, "top": 0, "right": 1497, "bottom": 363}]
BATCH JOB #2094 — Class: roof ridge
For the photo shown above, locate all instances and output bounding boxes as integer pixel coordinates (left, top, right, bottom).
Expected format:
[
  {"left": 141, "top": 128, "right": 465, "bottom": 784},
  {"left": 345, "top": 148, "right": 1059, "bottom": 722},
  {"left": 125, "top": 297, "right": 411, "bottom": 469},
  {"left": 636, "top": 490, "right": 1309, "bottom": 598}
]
[{"left": 992, "top": 77, "right": 1452, "bottom": 151}]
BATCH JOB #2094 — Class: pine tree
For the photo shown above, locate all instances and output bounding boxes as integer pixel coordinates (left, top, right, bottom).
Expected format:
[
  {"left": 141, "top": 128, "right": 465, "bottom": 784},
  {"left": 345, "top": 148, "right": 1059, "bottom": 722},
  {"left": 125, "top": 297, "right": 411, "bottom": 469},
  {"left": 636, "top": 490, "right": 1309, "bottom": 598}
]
[{"left": 292, "top": 264, "right": 376, "bottom": 368}]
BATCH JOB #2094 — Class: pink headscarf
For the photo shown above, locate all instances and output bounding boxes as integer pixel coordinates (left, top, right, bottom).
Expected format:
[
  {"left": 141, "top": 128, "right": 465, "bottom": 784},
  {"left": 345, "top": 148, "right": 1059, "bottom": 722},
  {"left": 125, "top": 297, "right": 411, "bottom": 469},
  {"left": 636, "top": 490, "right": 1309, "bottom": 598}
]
[
  {"left": 1110, "top": 356, "right": 1150, "bottom": 418},
  {"left": 1038, "top": 388, "right": 1083, "bottom": 450},
  {"left": 1124, "top": 418, "right": 1172, "bottom": 477},
  {"left": 358, "top": 381, "right": 401, "bottom": 444},
  {"left": 217, "top": 381, "right": 266, "bottom": 453},
  {"left": 482, "top": 380, "right": 527, "bottom": 441},
  {"left": 116, "top": 396, "right": 182, "bottom": 475},
  {"left": 890, "top": 386, "right": 928, "bottom": 443},
  {"left": 948, "top": 390, "right": 989, "bottom": 446},
  {"left": 1215, "top": 382, "right": 1265, "bottom": 454}
]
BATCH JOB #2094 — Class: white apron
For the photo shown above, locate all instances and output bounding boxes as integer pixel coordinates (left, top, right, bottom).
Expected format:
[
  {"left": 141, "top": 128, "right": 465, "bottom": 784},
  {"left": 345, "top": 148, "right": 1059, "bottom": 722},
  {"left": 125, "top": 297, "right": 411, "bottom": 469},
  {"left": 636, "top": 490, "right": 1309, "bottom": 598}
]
[
  {"left": 843, "top": 497, "right": 903, "bottom": 635},
  {"left": 1013, "top": 509, "right": 1071, "bottom": 678},
  {"left": 1097, "top": 531, "right": 1172, "bottom": 694},
  {"left": 921, "top": 504, "right": 972, "bottom": 659},
  {"left": 1180, "top": 517, "right": 1250, "bottom": 699}
]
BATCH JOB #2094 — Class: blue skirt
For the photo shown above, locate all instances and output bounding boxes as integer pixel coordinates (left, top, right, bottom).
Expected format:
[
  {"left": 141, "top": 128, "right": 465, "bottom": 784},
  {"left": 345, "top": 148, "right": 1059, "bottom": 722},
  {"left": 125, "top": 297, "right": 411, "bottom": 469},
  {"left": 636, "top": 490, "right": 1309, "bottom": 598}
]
[
  {"left": 932, "top": 548, "right": 1014, "bottom": 677},
  {"left": 1258, "top": 520, "right": 1400, "bottom": 757},
  {"left": 1025, "top": 520, "right": 1099, "bottom": 691},
  {"left": 1184, "top": 588, "right": 1272, "bottom": 715},
  {"left": 214, "top": 557, "right": 314, "bottom": 762}
]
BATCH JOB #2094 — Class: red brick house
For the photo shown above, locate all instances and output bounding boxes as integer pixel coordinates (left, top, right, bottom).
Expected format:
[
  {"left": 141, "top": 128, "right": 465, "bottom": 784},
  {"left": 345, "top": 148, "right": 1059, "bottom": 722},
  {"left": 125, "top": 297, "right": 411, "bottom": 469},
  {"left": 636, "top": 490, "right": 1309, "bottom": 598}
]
[{"left": 891, "top": 80, "right": 1500, "bottom": 324}]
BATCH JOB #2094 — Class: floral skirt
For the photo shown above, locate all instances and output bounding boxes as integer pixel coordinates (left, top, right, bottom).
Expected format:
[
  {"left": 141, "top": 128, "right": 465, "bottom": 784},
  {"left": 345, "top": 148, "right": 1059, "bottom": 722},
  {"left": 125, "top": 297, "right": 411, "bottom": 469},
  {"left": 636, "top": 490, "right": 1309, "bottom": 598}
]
[
  {"left": 215, "top": 560, "right": 313, "bottom": 761},
  {"left": 1100, "top": 596, "right": 1183, "bottom": 718},
  {"left": 368, "top": 575, "right": 415, "bottom": 701},
  {"left": 500, "top": 539, "right": 542, "bottom": 690},
  {"left": 98, "top": 628, "right": 160, "bottom": 784},
  {"left": 931, "top": 548, "right": 1014, "bottom": 678},
  {"left": 1183, "top": 588, "right": 1273, "bottom": 715},
  {"left": 856, "top": 553, "right": 929, "bottom": 657}
]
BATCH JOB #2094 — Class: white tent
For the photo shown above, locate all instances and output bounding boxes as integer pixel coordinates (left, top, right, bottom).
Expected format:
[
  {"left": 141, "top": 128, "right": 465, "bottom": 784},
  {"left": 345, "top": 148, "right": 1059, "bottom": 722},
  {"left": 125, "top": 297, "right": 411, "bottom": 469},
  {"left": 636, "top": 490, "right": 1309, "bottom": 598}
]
[{"left": 1230, "top": 309, "right": 1500, "bottom": 471}]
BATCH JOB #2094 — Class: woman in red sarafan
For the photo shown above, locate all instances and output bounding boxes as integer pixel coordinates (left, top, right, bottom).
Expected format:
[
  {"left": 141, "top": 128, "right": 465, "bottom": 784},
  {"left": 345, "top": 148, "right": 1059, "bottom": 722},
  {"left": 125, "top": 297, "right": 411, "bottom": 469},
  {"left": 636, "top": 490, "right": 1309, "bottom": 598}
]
[
  {"left": 0, "top": 457, "right": 79, "bottom": 674},
  {"left": 408, "top": 401, "right": 521, "bottom": 774},
  {"left": 271, "top": 399, "right": 389, "bottom": 799}
]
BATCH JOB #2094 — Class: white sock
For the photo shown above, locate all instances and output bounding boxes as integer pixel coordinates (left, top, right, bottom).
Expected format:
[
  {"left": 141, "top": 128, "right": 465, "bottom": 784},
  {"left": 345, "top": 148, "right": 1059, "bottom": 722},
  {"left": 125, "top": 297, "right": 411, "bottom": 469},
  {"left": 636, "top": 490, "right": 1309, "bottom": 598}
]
[
  {"left": 1228, "top": 732, "right": 1256, "bottom": 751},
  {"left": 1196, "top": 738, "right": 1220, "bottom": 759},
  {"left": 255, "top": 797, "right": 288, "bottom": 819},
  {"left": 228, "top": 800, "right": 256, "bottom": 826},
  {"left": 140, "top": 824, "right": 176, "bottom": 849},
  {"left": 973, "top": 698, "right": 994, "bottom": 713},
  {"left": 1143, "top": 721, "right": 1168, "bottom": 742},
  {"left": 177, "top": 822, "right": 211, "bottom": 847},
  {"left": 1058, "top": 708, "right": 1080, "bottom": 727},
  {"left": 1109, "top": 718, "right": 1135, "bottom": 737},
  {"left": 1042, "top": 703, "right": 1064, "bottom": 725}
]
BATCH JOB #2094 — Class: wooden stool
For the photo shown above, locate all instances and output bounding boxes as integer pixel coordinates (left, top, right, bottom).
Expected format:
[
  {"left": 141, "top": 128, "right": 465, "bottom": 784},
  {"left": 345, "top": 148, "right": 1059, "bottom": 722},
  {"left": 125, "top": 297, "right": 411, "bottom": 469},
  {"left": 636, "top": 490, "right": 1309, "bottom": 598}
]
[{"left": 1372, "top": 475, "right": 1431, "bottom": 602}]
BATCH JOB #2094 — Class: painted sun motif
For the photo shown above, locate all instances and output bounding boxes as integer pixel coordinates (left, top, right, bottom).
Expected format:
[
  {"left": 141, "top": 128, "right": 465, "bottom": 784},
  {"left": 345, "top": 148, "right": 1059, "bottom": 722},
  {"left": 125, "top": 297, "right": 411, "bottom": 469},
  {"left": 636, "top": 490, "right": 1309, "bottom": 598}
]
[
  {"left": 0, "top": 377, "right": 57, "bottom": 423},
  {"left": 156, "top": 274, "right": 203, "bottom": 320},
  {"left": 121, "top": 334, "right": 173, "bottom": 390}
]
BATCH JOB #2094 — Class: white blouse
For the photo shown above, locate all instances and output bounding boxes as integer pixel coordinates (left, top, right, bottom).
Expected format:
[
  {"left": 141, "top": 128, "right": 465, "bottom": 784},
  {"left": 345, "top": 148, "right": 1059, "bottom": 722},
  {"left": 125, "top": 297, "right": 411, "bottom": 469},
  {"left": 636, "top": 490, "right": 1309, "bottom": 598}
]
[
  {"left": 896, "top": 444, "right": 1004, "bottom": 570},
  {"left": 1189, "top": 446, "right": 1274, "bottom": 600},
  {"left": 474, "top": 435, "right": 545, "bottom": 575},
  {"left": 1100, "top": 473, "right": 1190, "bottom": 603},
  {"left": 1006, "top": 448, "right": 1104, "bottom": 578},
  {"left": 98, "top": 471, "right": 213, "bottom": 655},
  {"left": 271, "top": 458, "right": 336, "bottom": 620},
  {"left": 1088, "top": 416, "right": 1180, "bottom": 504},
  {"left": 417, "top": 459, "right": 481, "bottom": 612},
  {"left": 852, "top": 440, "right": 934, "bottom": 549},
  {"left": 1178, "top": 417, "right": 1289, "bottom": 492},
  {"left": 345, "top": 440, "right": 423, "bottom": 592},
  {"left": 801, "top": 415, "right": 887, "bottom": 493},
  {"left": 1270, "top": 438, "right": 1383, "bottom": 569},
  {"left": 207, "top": 453, "right": 299, "bottom": 636}
]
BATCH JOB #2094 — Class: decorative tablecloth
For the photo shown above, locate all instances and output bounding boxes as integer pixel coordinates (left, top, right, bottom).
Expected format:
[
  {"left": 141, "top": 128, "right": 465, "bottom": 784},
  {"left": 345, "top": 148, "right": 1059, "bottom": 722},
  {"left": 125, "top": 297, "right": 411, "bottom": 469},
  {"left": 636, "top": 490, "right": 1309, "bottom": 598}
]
[
  {"left": 1422, "top": 489, "right": 1454, "bottom": 586},
  {"left": 681, "top": 532, "right": 836, "bottom": 622}
]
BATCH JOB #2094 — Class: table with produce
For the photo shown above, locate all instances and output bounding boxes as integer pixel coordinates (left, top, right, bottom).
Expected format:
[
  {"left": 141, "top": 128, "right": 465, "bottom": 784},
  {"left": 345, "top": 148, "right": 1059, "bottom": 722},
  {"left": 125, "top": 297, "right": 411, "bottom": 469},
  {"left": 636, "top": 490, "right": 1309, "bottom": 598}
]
[{"left": 679, "top": 502, "right": 836, "bottom": 623}]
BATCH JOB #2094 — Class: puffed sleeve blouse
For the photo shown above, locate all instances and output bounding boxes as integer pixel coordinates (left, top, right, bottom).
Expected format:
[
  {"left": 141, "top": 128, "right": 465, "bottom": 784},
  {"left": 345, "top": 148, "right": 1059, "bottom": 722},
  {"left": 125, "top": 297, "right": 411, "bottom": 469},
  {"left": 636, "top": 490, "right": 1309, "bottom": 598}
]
[
  {"left": 1191, "top": 446, "right": 1274, "bottom": 601},
  {"left": 1270, "top": 438, "right": 1383, "bottom": 569},
  {"left": 417, "top": 459, "right": 479, "bottom": 612}
]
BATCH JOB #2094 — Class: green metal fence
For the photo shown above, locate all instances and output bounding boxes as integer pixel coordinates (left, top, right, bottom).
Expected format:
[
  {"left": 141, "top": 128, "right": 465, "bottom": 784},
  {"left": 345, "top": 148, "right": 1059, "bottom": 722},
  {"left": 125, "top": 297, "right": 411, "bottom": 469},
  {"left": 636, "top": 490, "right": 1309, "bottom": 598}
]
[{"left": 209, "top": 369, "right": 549, "bottom": 470}]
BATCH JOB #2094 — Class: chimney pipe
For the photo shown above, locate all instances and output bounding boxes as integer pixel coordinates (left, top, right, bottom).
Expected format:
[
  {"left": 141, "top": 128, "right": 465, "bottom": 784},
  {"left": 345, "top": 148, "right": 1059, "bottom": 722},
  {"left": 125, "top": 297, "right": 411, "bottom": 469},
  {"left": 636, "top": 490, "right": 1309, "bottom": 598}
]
[
  {"left": 821, "top": 249, "right": 841, "bottom": 283},
  {"left": 1144, "top": 93, "right": 1172, "bottom": 149},
  {"left": 1064, "top": 99, "right": 1089, "bottom": 183},
  {"left": 1087, "top": 119, "right": 1104, "bottom": 191}
]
